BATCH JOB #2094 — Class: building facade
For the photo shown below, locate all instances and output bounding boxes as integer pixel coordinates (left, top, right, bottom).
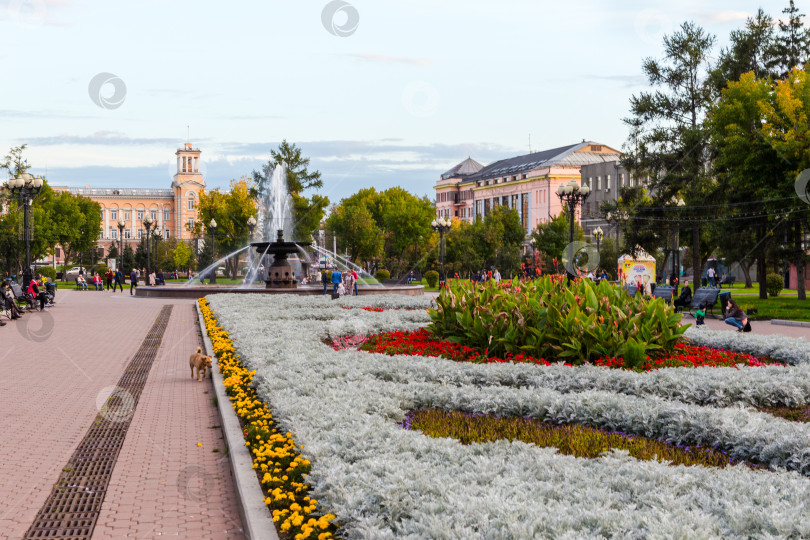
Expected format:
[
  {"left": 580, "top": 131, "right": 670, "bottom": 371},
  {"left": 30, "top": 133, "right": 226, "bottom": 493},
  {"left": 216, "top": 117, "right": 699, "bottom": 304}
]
[
  {"left": 51, "top": 143, "right": 205, "bottom": 263},
  {"left": 435, "top": 141, "right": 621, "bottom": 236},
  {"left": 578, "top": 160, "right": 646, "bottom": 244}
]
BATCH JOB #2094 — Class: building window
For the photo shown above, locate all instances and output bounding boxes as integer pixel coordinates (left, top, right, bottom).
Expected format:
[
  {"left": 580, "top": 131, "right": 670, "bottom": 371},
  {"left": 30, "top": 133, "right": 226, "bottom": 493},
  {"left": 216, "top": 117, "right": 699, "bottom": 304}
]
[
  {"left": 164, "top": 229, "right": 170, "bottom": 239},
  {"left": 597, "top": 176, "right": 602, "bottom": 190},
  {"left": 110, "top": 229, "right": 117, "bottom": 240},
  {"left": 125, "top": 229, "right": 131, "bottom": 239},
  {"left": 188, "top": 218, "right": 195, "bottom": 228},
  {"left": 150, "top": 210, "right": 157, "bottom": 221},
  {"left": 137, "top": 229, "right": 143, "bottom": 239},
  {"left": 111, "top": 209, "right": 118, "bottom": 220},
  {"left": 124, "top": 211, "right": 131, "bottom": 221},
  {"left": 521, "top": 193, "right": 529, "bottom": 232},
  {"left": 619, "top": 173, "right": 625, "bottom": 188},
  {"left": 137, "top": 210, "right": 144, "bottom": 221},
  {"left": 164, "top": 210, "right": 170, "bottom": 221},
  {"left": 607, "top": 175, "right": 611, "bottom": 190},
  {"left": 188, "top": 198, "right": 195, "bottom": 210},
  {"left": 588, "top": 177, "right": 593, "bottom": 189}
]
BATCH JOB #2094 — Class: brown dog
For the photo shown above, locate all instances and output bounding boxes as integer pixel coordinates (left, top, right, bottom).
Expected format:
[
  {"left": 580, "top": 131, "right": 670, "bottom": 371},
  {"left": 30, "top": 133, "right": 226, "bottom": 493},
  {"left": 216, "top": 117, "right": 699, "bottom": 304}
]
[{"left": 189, "top": 347, "right": 213, "bottom": 382}]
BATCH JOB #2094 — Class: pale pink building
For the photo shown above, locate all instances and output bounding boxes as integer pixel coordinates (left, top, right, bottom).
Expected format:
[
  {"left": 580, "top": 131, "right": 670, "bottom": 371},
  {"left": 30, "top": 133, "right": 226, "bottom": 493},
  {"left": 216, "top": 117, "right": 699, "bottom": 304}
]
[{"left": 435, "top": 141, "right": 620, "bottom": 236}]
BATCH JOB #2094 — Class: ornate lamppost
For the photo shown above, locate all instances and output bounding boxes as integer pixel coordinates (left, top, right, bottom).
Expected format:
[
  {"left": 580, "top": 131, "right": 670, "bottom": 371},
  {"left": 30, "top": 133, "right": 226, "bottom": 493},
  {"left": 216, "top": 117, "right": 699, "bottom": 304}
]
[
  {"left": 246, "top": 216, "right": 257, "bottom": 281},
  {"left": 152, "top": 226, "right": 161, "bottom": 274},
  {"left": 593, "top": 226, "right": 604, "bottom": 265},
  {"left": 117, "top": 219, "right": 126, "bottom": 272},
  {"left": 4, "top": 173, "right": 44, "bottom": 288},
  {"left": 555, "top": 179, "right": 591, "bottom": 283},
  {"left": 431, "top": 217, "right": 451, "bottom": 284},
  {"left": 209, "top": 218, "right": 217, "bottom": 284},
  {"left": 143, "top": 215, "right": 154, "bottom": 276}
]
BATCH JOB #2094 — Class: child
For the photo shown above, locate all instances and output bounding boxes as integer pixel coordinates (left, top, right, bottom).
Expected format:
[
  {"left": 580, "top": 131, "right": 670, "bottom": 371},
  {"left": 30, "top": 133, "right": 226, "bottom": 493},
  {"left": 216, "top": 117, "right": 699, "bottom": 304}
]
[
  {"left": 694, "top": 302, "right": 706, "bottom": 326},
  {"left": 337, "top": 280, "right": 346, "bottom": 297}
]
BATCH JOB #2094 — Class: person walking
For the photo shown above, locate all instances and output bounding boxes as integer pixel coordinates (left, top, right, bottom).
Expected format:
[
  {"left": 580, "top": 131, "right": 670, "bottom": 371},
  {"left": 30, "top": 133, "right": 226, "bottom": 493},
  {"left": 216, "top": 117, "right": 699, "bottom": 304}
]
[
  {"left": 345, "top": 270, "right": 355, "bottom": 298},
  {"left": 105, "top": 269, "right": 114, "bottom": 291},
  {"left": 331, "top": 268, "right": 342, "bottom": 295},
  {"left": 351, "top": 270, "right": 359, "bottom": 296},
  {"left": 130, "top": 268, "right": 139, "bottom": 295},
  {"left": 724, "top": 298, "right": 751, "bottom": 332},
  {"left": 321, "top": 269, "right": 328, "bottom": 295},
  {"left": 707, "top": 266, "right": 716, "bottom": 288},
  {"left": 113, "top": 268, "right": 124, "bottom": 292},
  {"left": 492, "top": 268, "right": 501, "bottom": 283}
]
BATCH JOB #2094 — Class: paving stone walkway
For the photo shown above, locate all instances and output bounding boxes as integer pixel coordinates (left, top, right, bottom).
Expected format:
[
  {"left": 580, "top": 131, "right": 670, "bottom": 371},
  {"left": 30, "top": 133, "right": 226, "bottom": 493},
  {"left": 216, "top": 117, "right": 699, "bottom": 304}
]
[{"left": 0, "top": 287, "right": 244, "bottom": 539}]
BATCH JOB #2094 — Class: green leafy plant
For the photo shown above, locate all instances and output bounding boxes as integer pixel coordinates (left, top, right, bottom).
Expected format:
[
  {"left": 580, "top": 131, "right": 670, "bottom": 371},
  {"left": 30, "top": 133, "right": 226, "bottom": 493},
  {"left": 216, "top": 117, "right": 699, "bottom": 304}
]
[
  {"left": 37, "top": 266, "right": 57, "bottom": 281},
  {"left": 424, "top": 270, "right": 439, "bottom": 288},
  {"left": 428, "top": 276, "right": 688, "bottom": 364},
  {"left": 375, "top": 269, "right": 391, "bottom": 281},
  {"left": 766, "top": 273, "right": 784, "bottom": 297}
]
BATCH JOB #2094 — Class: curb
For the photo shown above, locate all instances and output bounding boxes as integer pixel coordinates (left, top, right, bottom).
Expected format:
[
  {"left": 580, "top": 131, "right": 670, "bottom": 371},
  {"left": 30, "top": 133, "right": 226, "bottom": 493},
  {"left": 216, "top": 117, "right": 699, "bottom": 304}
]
[
  {"left": 770, "top": 319, "right": 810, "bottom": 328},
  {"left": 196, "top": 301, "right": 279, "bottom": 540}
]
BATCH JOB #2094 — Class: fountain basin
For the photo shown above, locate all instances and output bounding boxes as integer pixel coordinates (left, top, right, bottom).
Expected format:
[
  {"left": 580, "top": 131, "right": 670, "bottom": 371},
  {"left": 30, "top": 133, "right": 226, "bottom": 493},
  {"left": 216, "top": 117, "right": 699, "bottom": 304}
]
[
  {"left": 134, "top": 284, "right": 425, "bottom": 299},
  {"left": 252, "top": 229, "right": 311, "bottom": 289}
]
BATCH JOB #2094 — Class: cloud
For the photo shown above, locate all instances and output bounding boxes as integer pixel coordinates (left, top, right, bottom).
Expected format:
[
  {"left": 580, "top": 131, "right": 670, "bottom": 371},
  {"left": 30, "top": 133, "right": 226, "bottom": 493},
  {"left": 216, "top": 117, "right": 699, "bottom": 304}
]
[
  {"left": 695, "top": 10, "right": 751, "bottom": 25},
  {"left": 0, "top": 109, "right": 97, "bottom": 120},
  {"left": 26, "top": 131, "right": 182, "bottom": 146},
  {"left": 342, "top": 53, "right": 431, "bottom": 66}
]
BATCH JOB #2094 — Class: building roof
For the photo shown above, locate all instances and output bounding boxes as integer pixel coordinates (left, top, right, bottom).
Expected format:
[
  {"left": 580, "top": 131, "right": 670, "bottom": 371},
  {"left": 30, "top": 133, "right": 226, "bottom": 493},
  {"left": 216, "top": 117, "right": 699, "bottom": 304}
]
[
  {"left": 55, "top": 186, "right": 174, "bottom": 199},
  {"left": 441, "top": 157, "right": 485, "bottom": 180},
  {"left": 462, "top": 141, "right": 618, "bottom": 184}
]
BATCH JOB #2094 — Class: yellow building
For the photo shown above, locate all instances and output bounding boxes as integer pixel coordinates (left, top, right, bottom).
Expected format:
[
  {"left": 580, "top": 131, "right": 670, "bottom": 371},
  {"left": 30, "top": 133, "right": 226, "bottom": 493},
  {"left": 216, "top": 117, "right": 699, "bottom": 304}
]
[{"left": 52, "top": 143, "right": 205, "bottom": 262}]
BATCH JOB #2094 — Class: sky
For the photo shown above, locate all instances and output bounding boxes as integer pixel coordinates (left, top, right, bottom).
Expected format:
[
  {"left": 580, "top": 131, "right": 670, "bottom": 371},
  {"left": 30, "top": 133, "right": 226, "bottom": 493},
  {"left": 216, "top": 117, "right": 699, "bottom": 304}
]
[{"left": 0, "top": 0, "right": 795, "bottom": 205}]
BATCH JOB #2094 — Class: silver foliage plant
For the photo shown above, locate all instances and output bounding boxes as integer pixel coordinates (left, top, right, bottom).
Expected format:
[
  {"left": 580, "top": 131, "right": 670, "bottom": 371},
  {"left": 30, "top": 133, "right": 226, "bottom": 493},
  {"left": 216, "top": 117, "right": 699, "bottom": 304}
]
[{"left": 205, "top": 293, "right": 810, "bottom": 539}]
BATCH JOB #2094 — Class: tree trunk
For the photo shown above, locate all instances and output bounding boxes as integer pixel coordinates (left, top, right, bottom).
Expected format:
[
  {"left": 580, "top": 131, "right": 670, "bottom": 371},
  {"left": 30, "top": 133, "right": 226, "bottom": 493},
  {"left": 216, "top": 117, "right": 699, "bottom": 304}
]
[
  {"left": 692, "top": 224, "right": 700, "bottom": 288},
  {"left": 796, "top": 221, "right": 806, "bottom": 301},
  {"left": 740, "top": 260, "right": 753, "bottom": 288},
  {"left": 757, "top": 224, "right": 767, "bottom": 299}
]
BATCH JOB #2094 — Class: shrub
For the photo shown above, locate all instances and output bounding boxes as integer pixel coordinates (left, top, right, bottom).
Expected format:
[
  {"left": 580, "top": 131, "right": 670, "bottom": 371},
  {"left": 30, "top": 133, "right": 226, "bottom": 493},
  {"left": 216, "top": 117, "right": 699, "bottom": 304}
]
[
  {"left": 424, "top": 270, "right": 439, "bottom": 288},
  {"left": 95, "top": 265, "right": 109, "bottom": 276},
  {"left": 375, "top": 269, "right": 391, "bottom": 281},
  {"left": 429, "top": 276, "right": 687, "bottom": 364},
  {"left": 37, "top": 266, "right": 57, "bottom": 281},
  {"left": 766, "top": 273, "right": 784, "bottom": 297}
]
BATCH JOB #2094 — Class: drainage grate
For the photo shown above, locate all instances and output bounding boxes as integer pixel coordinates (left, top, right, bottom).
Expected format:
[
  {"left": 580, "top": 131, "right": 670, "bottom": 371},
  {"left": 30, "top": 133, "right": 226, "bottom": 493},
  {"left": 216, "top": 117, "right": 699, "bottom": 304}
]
[{"left": 24, "top": 305, "right": 173, "bottom": 539}]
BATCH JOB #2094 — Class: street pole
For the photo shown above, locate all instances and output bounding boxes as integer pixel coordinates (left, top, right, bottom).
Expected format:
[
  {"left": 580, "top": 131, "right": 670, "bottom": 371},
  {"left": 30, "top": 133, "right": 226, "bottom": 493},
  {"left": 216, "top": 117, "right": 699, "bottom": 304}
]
[
  {"left": 209, "top": 218, "right": 217, "bottom": 284},
  {"left": 23, "top": 195, "right": 31, "bottom": 286}
]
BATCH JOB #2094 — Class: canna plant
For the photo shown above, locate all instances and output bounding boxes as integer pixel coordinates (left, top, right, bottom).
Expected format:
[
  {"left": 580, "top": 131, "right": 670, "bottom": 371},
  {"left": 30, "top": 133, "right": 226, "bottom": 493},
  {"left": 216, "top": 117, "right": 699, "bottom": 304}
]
[{"left": 428, "top": 276, "right": 688, "bottom": 364}]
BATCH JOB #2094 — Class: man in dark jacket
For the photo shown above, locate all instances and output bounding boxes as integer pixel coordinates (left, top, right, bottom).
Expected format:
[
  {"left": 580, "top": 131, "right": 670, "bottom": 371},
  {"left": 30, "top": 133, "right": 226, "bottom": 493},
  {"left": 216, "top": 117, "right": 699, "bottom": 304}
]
[
  {"left": 673, "top": 280, "right": 692, "bottom": 309},
  {"left": 113, "top": 269, "right": 124, "bottom": 292},
  {"left": 321, "top": 270, "right": 328, "bottom": 295}
]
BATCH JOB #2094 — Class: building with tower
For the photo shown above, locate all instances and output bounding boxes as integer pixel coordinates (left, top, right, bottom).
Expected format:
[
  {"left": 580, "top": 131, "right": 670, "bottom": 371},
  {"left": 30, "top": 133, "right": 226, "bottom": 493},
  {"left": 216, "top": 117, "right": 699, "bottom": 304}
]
[{"left": 51, "top": 142, "right": 205, "bottom": 264}]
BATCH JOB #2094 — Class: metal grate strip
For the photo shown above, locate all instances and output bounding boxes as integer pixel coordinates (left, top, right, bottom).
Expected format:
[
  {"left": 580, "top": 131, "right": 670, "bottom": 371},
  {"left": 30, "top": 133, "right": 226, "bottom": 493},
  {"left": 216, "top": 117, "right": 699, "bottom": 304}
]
[{"left": 24, "top": 305, "right": 174, "bottom": 539}]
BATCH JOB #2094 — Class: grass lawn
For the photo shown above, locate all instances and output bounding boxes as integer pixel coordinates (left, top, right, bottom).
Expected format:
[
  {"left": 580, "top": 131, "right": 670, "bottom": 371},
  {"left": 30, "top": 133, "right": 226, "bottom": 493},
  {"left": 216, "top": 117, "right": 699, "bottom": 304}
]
[{"left": 734, "top": 296, "right": 810, "bottom": 322}]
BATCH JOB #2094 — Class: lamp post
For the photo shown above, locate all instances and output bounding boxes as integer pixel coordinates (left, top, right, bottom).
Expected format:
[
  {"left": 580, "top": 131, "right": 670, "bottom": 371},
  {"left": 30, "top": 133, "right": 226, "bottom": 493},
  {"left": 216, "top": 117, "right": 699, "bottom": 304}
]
[
  {"left": 246, "top": 216, "right": 257, "bottom": 281},
  {"left": 555, "top": 179, "right": 591, "bottom": 283},
  {"left": 117, "top": 219, "right": 126, "bottom": 272},
  {"left": 593, "top": 226, "right": 603, "bottom": 265},
  {"left": 4, "top": 173, "right": 44, "bottom": 288},
  {"left": 209, "top": 218, "right": 217, "bottom": 284},
  {"left": 431, "top": 217, "right": 451, "bottom": 284},
  {"left": 143, "top": 215, "right": 154, "bottom": 276},
  {"left": 152, "top": 226, "right": 161, "bottom": 274}
]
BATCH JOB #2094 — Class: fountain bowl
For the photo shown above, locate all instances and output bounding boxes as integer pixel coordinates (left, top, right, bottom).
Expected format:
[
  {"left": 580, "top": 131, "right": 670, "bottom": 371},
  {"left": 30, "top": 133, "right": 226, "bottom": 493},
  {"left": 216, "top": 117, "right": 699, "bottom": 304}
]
[{"left": 251, "top": 229, "right": 310, "bottom": 289}]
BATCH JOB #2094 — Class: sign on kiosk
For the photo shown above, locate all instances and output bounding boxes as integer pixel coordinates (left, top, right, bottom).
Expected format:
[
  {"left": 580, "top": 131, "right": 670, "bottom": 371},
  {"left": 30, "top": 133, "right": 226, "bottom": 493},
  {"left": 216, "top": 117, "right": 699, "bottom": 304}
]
[{"left": 618, "top": 249, "right": 656, "bottom": 289}]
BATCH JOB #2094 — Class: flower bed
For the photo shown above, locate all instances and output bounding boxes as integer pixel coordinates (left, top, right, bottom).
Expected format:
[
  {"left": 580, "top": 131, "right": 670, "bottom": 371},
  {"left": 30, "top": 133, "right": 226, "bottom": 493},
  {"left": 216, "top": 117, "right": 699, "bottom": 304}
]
[
  {"left": 684, "top": 327, "right": 810, "bottom": 365},
  {"left": 199, "top": 298, "right": 337, "bottom": 540},
  {"left": 354, "top": 328, "right": 771, "bottom": 371},
  {"left": 205, "top": 293, "right": 810, "bottom": 538}
]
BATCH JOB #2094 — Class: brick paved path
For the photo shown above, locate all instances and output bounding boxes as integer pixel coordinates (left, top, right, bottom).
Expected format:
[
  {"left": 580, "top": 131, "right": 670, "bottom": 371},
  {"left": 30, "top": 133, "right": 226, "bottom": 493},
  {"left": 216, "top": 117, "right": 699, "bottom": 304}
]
[{"left": 0, "top": 288, "right": 244, "bottom": 539}]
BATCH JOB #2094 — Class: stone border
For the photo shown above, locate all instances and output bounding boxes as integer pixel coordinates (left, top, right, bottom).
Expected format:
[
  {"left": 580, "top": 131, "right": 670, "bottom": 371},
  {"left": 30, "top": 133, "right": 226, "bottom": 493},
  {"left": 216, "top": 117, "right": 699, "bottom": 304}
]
[
  {"left": 196, "top": 301, "right": 279, "bottom": 540},
  {"left": 771, "top": 319, "right": 810, "bottom": 328},
  {"left": 138, "top": 284, "right": 425, "bottom": 299}
]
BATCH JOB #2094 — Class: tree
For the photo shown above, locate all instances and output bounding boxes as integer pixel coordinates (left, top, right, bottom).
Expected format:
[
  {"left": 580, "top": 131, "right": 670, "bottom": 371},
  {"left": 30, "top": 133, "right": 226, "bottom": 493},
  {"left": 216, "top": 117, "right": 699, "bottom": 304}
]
[
  {"left": 378, "top": 188, "right": 434, "bottom": 276},
  {"left": 0, "top": 144, "right": 31, "bottom": 178},
  {"left": 481, "top": 206, "right": 526, "bottom": 275},
  {"left": 106, "top": 243, "right": 118, "bottom": 263},
  {"left": 172, "top": 240, "right": 195, "bottom": 271},
  {"left": 325, "top": 202, "right": 383, "bottom": 269},
  {"left": 766, "top": 0, "right": 810, "bottom": 79},
  {"left": 531, "top": 207, "right": 584, "bottom": 272},
  {"left": 252, "top": 140, "right": 329, "bottom": 241},
  {"left": 710, "top": 9, "right": 775, "bottom": 96},
  {"left": 623, "top": 21, "right": 716, "bottom": 282},
  {"left": 122, "top": 243, "right": 136, "bottom": 273}
]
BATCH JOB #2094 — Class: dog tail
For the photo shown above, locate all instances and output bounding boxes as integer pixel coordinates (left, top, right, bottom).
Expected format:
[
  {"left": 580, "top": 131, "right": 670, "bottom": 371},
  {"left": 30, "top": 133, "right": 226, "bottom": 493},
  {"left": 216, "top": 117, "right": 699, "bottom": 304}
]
[{"left": 196, "top": 346, "right": 202, "bottom": 354}]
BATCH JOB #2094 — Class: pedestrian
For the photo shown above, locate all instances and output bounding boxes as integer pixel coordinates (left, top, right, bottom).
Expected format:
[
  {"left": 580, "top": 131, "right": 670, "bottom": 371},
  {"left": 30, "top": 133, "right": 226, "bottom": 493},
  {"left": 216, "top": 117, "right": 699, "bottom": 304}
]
[
  {"left": 724, "top": 298, "right": 751, "bottom": 332},
  {"left": 321, "top": 269, "right": 328, "bottom": 295},
  {"left": 130, "top": 268, "right": 139, "bottom": 295},
  {"left": 149, "top": 269, "right": 156, "bottom": 286},
  {"left": 345, "top": 270, "right": 355, "bottom": 298},
  {"left": 493, "top": 268, "right": 501, "bottom": 283},
  {"left": 707, "top": 266, "right": 716, "bottom": 288},
  {"left": 105, "top": 269, "right": 114, "bottom": 290},
  {"left": 114, "top": 268, "right": 124, "bottom": 292},
  {"left": 337, "top": 279, "right": 346, "bottom": 296},
  {"left": 673, "top": 280, "right": 692, "bottom": 310},
  {"left": 351, "top": 269, "right": 359, "bottom": 296},
  {"left": 331, "top": 268, "right": 342, "bottom": 295}
]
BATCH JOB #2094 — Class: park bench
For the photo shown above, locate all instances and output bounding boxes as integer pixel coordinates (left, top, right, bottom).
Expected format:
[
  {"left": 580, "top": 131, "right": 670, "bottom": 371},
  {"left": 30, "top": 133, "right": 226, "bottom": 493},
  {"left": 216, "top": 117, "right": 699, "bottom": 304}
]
[
  {"left": 651, "top": 286, "right": 674, "bottom": 303},
  {"left": 679, "top": 287, "right": 721, "bottom": 316},
  {"left": 11, "top": 283, "right": 38, "bottom": 311},
  {"left": 719, "top": 275, "right": 736, "bottom": 288}
]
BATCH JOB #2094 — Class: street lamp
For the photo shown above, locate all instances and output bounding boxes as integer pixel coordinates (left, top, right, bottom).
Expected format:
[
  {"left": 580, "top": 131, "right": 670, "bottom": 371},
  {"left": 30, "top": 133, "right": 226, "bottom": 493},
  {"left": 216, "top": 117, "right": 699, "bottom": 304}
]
[
  {"left": 3, "top": 173, "right": 44, "bottom": 288},
  {"left": 431, "top": 216, "right": 451, "bottom": 284},
  {"left": 209, "top": 218, "right": 217, "bottom": 284},
  {"left": 117, "top": 218, "right": 126, "bottom": 272},
  {"left": 556, "top": 179, "right": 591, "bottom": 283},
  {"left": 143, "top": 214, "right": 154, "bottom": 276},
  {"left": 152, "top": 226, "right": 161, "bottom": 274},
  {"left": 593, "top": 226, "right": 604, "bottom": 263},
  {"left": 246, "top": 216, "right": 257, "bottom": 280}
]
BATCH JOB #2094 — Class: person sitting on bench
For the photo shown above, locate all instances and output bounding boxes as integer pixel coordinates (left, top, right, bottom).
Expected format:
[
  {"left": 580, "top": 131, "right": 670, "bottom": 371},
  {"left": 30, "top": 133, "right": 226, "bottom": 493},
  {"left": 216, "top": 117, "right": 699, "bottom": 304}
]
[
  {"left": 1, "top": 282, "right": 23, "bottom": 319},
  {"left": 673, "top": 280, "right": 692, "bottom": 309}
]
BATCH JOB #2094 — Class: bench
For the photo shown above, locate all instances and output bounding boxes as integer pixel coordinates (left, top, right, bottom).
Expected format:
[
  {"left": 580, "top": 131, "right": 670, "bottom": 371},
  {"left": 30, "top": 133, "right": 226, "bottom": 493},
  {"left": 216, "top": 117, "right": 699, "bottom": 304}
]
[
  {"left": 719, "top": 275, "right": 736, "bottom": 288},
  {"left": 679, "top": 287, "right": 721, "bottom": 316},
  {"left": 651, "top": 286, "right": 674, "bottom": 303},
  {"left": 11, "top": 283, "right": 39, "bottom": 311}
]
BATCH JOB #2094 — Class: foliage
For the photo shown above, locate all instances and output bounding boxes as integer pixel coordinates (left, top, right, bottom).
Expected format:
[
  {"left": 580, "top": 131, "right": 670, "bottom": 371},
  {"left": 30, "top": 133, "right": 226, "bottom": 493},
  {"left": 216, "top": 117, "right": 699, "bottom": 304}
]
[
  {"left": 374, "top": 269, "right": 390, "bottom": 281},
  {"left": 424, "top": 270, "right": 439, "bottom": 288},
  {"left": 122, "top": 243, "right": 136, "bottom": 274},
  {"left": 709, "top": 9, "right": 775, "bottom": 96},
  {"left": 252, "top": 140, "right": 329, "bottom": 240},
  {"left": 171, "top": 240, "right": 195, "bottom": 271},
  {"left": 106, "top": 244, "right": 118, "bottom": 262},
  {"left": 531, "top": 207, "right": 583, "bottom": 271},
  {"left": 766, "top": 0, "right": 810, "bottom": 79},
  {"left": 429, "top": 277, "right": 688, "bottom": 363},
  {"left": 37, "top": 266, "right": 56, "bottom": 280},
  {"left": 407, "top": 409, "right": 757, "bottom": 470},
  {"left": 325, "top": 202, "right": 383, "bottom": 268},
  {"left": 766, "top": 273, "right": 784, "bottom": 297}
]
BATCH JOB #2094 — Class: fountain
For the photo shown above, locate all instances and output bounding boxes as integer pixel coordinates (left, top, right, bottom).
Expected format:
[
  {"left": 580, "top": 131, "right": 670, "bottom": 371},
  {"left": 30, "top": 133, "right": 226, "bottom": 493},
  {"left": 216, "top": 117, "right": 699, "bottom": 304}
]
[
  {"left": 134, "top": 163, "right": 423, "bottom": 298},
  {"left": 251, "top": 229, "right": 310, "bottom": 289}
]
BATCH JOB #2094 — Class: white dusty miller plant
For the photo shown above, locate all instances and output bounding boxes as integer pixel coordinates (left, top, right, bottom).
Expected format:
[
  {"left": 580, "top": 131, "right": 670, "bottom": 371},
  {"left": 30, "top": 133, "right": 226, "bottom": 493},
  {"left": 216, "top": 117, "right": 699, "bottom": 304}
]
[{"left": 206, "top": 293, "right": 810, "bottom": 539}]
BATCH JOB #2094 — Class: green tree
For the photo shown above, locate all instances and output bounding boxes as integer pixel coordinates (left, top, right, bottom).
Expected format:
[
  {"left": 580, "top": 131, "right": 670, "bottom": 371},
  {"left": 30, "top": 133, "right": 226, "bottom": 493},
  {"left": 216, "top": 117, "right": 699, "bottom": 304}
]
[
  {"left": 766, "top": 0, "right": 810, "bottom": 79},
  {"left": 480, "top": 206, "right": 526, "bottom": 275},
  {"left": 623, "top": 21, "right": 716, "bottom": 281},
  {"left": 378, "top": 188, "right": 434, "bottom": 276},
  {"left": 710, "top": 8, "right": 775, "bottom": 96},
  {"left": 325, "top": 202, "right": 383, "bottom": 270},
  {"left": 172, "top": 240, "right": 195, "bottom": 271},
  {"left": 252, "top": 140, "right": 329, "bottom": 241},
  {"left": 531, "top": 207, "right": 584, "bottom": 273},
  {"left": 122, "top": 243, "right": 136, "bottom": 274}
]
